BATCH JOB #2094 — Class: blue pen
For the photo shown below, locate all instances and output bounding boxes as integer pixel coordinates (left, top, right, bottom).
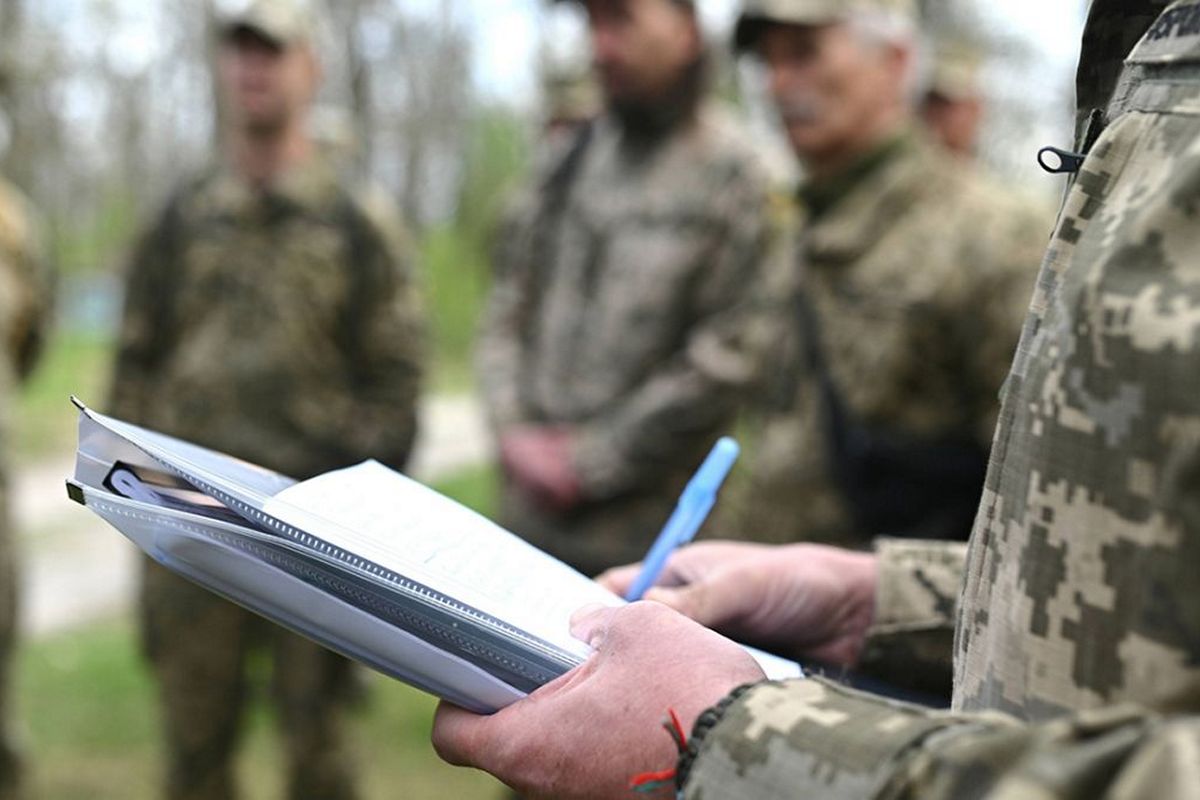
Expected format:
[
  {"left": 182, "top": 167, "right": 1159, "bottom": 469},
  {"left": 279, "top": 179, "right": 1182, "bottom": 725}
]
[{"left": 625, "top": 437, "right": 740, "bottom": 602}]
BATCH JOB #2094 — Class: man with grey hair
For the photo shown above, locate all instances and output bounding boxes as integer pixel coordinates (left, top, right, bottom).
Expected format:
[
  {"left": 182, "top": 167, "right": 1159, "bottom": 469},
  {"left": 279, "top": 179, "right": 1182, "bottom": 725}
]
[{"left": 727, "top": 0, "right": 1048, "bottom": 583}]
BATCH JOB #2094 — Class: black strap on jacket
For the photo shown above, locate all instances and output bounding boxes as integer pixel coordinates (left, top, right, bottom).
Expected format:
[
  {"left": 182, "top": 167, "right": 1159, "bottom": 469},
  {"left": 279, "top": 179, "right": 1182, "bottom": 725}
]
[{"left": 795, "top": 288, "right": 988, "bottom": 541}]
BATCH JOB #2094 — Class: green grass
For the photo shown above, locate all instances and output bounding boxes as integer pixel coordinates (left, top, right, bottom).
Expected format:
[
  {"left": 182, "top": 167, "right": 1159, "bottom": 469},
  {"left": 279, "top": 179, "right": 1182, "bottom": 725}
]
[
  {"left": 430, "top": 462, "right": 499, "bottom": 517},
  {"left": 14, "top": 464, "right": 505, "bottom": 799},
  {"left": 15, "top": 621, "right": 505, "bottom": 800},
  {"left": 15, "top": 332, "right": 114, "bottom": 461},
  {"left": 420, "top": 225, "right": 490, "bottom": 396}
]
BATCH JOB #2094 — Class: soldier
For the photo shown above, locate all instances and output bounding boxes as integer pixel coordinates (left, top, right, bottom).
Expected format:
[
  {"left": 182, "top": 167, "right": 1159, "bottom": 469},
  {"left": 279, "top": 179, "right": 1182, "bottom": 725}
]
[
  {"left": 0, "top": 177, "right": 53, "bottom": 800},
  {"left": 730, "top": 0, "right": 1048, "bottom": 549},
  {"left": 429, "top": 1, "right": 1200, "bottom": 798},
  {"left": 920, "top": 36, "right": 985, "bottom": 157},
  {"left": 476, "top": 0, "right": 776, "bottom": 578},
  {"left": 108, "top": 2, "right": 423, "bottom": 798}
]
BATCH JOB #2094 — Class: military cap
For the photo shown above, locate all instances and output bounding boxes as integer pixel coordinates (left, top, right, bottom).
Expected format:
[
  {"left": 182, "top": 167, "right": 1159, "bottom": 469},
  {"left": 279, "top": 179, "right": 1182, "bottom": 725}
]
[
  {"left": 215, "top": 0, "right": 315, "bottom": 47},
  {"left": 927, "top": 37, "right": 984, "bottom": 100},
  {"left": 734, "top": 0, "right": 918, "bottom": 52}
]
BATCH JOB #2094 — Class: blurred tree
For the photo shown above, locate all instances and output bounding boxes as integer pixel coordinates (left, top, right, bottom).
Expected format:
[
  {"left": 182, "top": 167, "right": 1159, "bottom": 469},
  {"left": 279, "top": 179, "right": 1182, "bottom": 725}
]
[{"left": 917, "top": 0, "right": 1074, "bottom": 191}]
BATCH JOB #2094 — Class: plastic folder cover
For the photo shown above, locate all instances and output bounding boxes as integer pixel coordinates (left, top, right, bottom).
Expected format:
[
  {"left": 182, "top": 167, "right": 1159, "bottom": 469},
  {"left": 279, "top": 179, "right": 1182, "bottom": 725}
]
[{"left": 67, "top": 400, "right": 802, "bottom": 714}]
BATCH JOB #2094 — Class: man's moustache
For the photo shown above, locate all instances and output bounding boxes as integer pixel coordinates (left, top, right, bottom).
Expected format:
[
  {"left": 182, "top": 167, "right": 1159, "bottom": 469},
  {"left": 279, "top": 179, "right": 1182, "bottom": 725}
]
[{"left": 776, "top": 98, "right": 822, "bottom": 125}]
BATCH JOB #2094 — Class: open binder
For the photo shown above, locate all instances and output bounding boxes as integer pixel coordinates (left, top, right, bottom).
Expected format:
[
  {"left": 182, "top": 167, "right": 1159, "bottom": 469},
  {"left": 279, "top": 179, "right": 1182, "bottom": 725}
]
[{"left": 66, "top": 399, "right": 800, "bottom": 713}]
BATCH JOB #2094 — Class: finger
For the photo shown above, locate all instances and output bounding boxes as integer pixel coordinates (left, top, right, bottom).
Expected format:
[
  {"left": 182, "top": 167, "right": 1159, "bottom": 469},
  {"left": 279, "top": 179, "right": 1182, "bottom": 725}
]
[
  {"left": 643, "top": 583, "right": 714, "bottom": 625},
  {"left": 594, "top": 563, "right": 641, "bottom": 593},
  {"left": 431, "top": 702, "right": 490, "bottom": 768}
]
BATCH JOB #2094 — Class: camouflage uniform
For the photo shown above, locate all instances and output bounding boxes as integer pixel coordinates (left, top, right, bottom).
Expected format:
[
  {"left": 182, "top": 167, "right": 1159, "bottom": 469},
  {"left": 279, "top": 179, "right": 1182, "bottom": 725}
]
[
  {"left": 680, "top": 2, "right": 1200, "bottom": 796},
  {"left": 477, "top": 102, "right": 777, "bottom": 578},
  {"left": 109, "top": 157, "right": 423, "bottom": 800},
  {"left": 734, "top": 130, "right": 1048, "bottom": 547},
  {"left": 0, "top": 179, "right": 52, "bottom": 800}
]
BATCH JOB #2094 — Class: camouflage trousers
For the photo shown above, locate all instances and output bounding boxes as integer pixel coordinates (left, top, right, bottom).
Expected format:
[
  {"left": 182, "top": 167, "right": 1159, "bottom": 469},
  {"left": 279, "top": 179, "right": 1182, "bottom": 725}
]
[
  {"left": 0, "top": 499, "right": 21, "bottom": 800},
  {"left": 141, "top": 561, "right": 359, "bottom": 800}
]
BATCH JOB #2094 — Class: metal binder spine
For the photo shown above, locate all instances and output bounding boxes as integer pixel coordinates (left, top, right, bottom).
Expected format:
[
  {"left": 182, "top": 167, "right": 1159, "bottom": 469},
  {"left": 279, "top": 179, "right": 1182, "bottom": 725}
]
[
  {"left": 109, "top": 423, "right": 580, "bottom": 681},
  {"left": 85, "top": 490, "right": 556, "bottom": 692}
]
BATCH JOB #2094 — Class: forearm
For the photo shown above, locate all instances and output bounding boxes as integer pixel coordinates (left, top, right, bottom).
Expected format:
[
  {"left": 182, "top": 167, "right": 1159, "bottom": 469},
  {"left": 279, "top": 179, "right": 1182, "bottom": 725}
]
[
  {"left": 682, "top": 678, "right": 1199, "bottom": 800},
  {"left": 325, "top": 305, "right": 425, "bottom": 468},
  {"left": 855, "top": 539, "right": 966, "bottom": 695},
  {"left": 571, "top": 353, "right": 746, "bottom": 500}
]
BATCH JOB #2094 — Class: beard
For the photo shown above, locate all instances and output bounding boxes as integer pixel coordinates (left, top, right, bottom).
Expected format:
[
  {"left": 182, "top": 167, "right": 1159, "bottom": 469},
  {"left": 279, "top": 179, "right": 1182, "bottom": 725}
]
[
  {"left": 607, "top": 52, "right": 708, "bottom": 143},
  {"left": 240, "top": 111, "right": 288, "bottom": 139}
]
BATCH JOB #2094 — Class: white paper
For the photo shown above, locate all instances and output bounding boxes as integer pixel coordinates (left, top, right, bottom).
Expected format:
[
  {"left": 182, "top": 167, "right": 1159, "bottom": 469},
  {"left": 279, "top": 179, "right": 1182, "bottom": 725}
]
[
  {"left": 263, "top": 461, "right": 802, "bottom": 680},
  {"left": 263, "top": 461, "right": 621, "bottom": 659}
]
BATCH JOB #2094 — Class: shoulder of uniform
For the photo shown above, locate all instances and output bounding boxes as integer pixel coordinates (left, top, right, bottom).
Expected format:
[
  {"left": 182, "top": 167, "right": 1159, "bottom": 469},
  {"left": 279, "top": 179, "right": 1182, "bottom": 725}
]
[
  {"left": 0, "top": 180, "right": 37, "bottom": 259},
  {"left": 691, "top": 102, "right": 781, "bottom": 187},
  {"left": 340, "top": 180, "right": 413, "bottom": 257},
  {"left": 162, "top": 166, "right": 222, "bottom": 220}
]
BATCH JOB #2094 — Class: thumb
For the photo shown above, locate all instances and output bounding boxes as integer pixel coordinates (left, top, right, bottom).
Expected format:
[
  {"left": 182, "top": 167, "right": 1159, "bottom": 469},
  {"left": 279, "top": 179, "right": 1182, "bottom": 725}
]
[{"left": 431, "top": 702, "right": 490, "bottom": 768}]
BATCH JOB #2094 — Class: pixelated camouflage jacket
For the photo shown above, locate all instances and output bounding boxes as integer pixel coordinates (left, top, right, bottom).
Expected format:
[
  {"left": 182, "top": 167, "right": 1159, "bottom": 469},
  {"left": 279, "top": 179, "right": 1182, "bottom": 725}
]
[
  {"left": 476, "top": 103, "right": 779, "bottom": 569},
  {"left": 109, "top": 157, "right": 424, "bottom": 479},
  {"left": 681, "top": 3, "right": 1200, "bottom": 797},
  {"left": 732, "top": 131, "right": 1047, "bottom": 548},
  {"left": 0, "top": 178, "right": 53, "bottom": 394}
]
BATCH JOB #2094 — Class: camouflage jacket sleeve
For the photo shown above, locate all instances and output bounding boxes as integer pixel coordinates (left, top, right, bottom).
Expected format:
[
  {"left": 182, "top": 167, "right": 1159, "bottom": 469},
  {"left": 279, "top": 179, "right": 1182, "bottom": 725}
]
[
  {"left": 0, "top": 184, "right": 54, "bottom": 382},
  {"left": 952, "top": 194, "right": 1050, "bottom": 446},
  {"left": 475, "top": 191, "right": 536, "bottom": 432},
  {"left": 569, "top": 175, "right": 782, "bottom": 501},
  {"left": 855, "top": 539, "right": 966, "bottom": 697},
  {"left": 681, "top": 678, "right": 1199, "bottom": 799},
  {"left": 305, "top": 192, "right": 425, "bottom": 470},
  {"left": 108, "top": 192, "right": 187, "bottom": 423}
]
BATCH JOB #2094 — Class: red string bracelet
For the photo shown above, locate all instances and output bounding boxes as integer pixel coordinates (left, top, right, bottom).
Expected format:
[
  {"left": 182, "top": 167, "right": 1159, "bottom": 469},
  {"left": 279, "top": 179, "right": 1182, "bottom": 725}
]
[{"left": 629, "top": 709, "right": 689, "bottom": 795}]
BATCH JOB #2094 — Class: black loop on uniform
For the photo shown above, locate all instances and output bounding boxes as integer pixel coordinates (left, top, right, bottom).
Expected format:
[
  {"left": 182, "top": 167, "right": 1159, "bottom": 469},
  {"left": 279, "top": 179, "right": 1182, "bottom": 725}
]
[{"left": 1038, "top": 146, "right": 1087, "bottom": 175}]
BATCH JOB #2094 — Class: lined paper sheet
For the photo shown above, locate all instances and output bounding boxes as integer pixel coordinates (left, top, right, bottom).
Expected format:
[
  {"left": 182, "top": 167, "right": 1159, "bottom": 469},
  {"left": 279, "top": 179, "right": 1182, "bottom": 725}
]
[
  {"left": 263, "top": 461, "right": 619, "bottom": 659},
  {"left": 263, "top": 461, "right": 802, "bottom": 679}
]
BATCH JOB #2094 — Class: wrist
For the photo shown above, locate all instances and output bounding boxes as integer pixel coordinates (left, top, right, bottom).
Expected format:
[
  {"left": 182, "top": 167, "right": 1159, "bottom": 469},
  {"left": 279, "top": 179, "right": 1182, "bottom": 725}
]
[{"left": 843, "top": 550, "right": 880, "bottom": 658}]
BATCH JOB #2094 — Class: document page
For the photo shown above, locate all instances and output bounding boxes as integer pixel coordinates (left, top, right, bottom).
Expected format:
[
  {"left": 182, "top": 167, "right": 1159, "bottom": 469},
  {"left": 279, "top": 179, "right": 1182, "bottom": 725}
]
[
  {"left": 263, "top": 461, "right": 802, "bottom": 679},
  {"left": 262, "top": 461, "right": 619, "bottom": 659}
]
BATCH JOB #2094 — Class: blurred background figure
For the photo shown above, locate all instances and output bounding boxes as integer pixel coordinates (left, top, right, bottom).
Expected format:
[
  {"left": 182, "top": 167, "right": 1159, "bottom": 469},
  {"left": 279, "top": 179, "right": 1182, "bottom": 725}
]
[
  {"left": 728, "top": 0, "right": 1048, "bottom": 598},
  {"left": 106, "top": 1, "right": 424, "bottom": 798},
  {"left": 0, "top": 176, "right": 53, "bottom": 800},
  {"left": 920, "top": 35, "right": 985, "bottom": 156},
  {"left": 476, "top": 0, "right": 777, "bottom": 580}
]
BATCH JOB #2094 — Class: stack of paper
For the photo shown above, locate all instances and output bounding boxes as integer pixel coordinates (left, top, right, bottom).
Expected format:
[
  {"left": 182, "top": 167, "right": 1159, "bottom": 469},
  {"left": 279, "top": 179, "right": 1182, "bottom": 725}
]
[{"left": 67, "top": 399, "right": 801, "bottom": 713}]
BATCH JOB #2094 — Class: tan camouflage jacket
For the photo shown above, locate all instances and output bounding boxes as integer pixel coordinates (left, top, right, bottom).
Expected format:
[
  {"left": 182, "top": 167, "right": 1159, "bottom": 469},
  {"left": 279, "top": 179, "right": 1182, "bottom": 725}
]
[
  {"left": 733, "top": 131, "right": 1048, "bottom": 547},
  {"left": 0, "top": 178, "right": 53, "bottom": 392},
  {"left": 109, "top": 157, "right": 424, "bottom": 479},
  {"left": 682, "top": 3, "right": 1200, "bottom": 797},
  {"left": 477, "top": 103, "right": 779, "bottom": 574}
]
